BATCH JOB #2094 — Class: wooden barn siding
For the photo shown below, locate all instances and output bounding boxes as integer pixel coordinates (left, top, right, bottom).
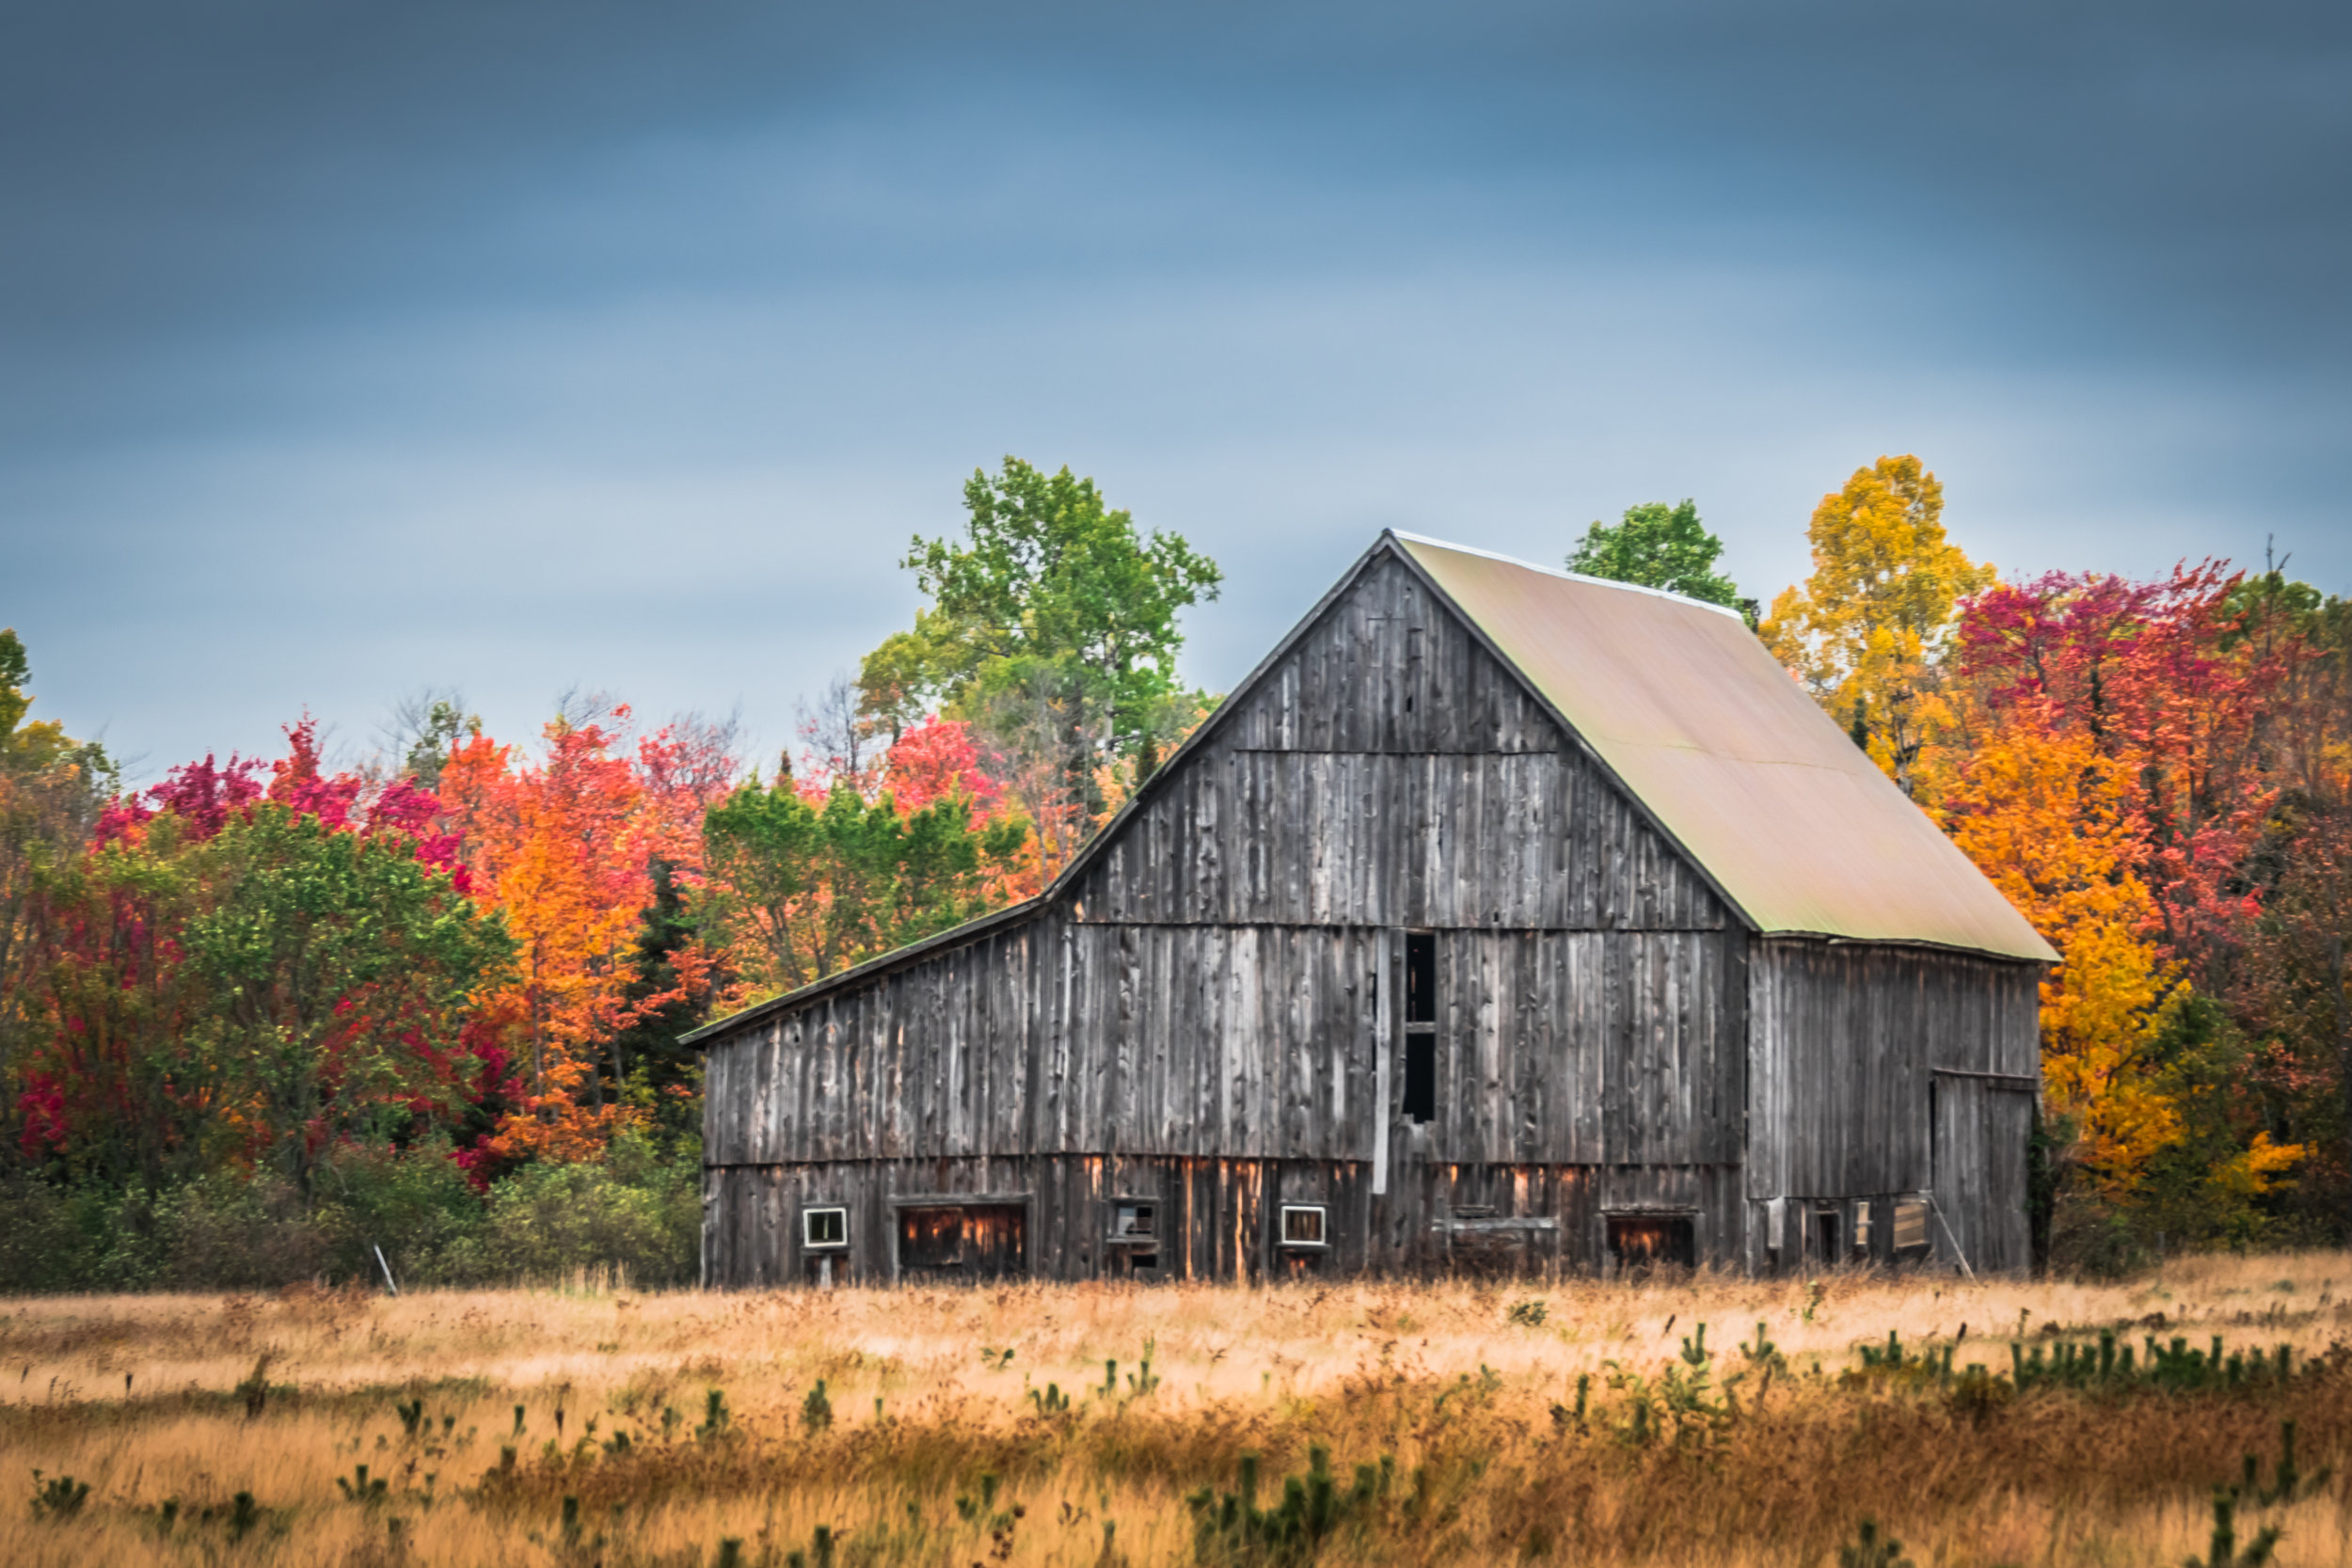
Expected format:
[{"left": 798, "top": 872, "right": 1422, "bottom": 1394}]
[
  {"left": 1068, "top": 749, "right": 1724, "bottom": 931},
  {"left": 1226, "top": 553, "right": 1560, "bottom": 756},
  {"left": 1068, "top": 553, "right": 1725, "bottom": 932},
  {"left": 1744, "top": 938, "right": 2040, "bottom": 1274},
  {"left": 707, "top": 919, "right": 1741, "bottom": 1170},
  {"left": 701, "top": 1155, "right": 1746, "bottom": 1286}
]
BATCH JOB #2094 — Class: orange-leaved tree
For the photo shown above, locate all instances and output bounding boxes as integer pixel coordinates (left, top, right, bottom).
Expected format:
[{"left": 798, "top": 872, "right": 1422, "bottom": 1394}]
[
  {"left": 1934, "top": 708, "right": 2185, "bottom": 1190},
  {"left": 437, "top": 706, "right": 693, "bottom": 1163}
]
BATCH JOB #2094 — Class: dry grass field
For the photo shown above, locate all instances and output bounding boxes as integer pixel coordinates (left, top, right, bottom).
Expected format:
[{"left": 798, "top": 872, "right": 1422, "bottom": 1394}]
[{"left": 5, "top": 1254, "right": 2351, "bottom": 1567}]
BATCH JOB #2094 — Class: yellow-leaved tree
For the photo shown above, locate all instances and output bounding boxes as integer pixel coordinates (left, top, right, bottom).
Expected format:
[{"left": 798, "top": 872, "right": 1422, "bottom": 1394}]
[
  {"left": 1760, "top": 456, "right": 1995, "bottom": 797},
  {"left": 1934, "top": 712, "right": 2182, "bottom": 1189}
]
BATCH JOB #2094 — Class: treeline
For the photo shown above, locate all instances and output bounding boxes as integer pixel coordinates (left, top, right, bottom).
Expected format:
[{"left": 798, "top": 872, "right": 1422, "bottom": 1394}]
[
  {"left": 0, "top": 459, "right": 1216, "bottom": 1289},
  {"left": 1, "top": 453, "right": 2347, "bottom": 1289}
]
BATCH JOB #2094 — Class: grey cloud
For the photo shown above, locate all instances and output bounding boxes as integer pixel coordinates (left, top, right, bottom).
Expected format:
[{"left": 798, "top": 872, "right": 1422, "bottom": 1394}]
[{"left": 6, "top": 1, "right": 2348, "bottom": 774}]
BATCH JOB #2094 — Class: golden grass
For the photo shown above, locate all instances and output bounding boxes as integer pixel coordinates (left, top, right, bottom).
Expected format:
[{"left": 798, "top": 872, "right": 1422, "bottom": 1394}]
[{"left": 4, "top": 1252, "right": 2352, "bottom": 1566}]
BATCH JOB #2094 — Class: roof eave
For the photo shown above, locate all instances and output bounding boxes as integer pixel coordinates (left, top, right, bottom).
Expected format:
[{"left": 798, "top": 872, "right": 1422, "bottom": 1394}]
[{"left": 678, "top": 895, "right": 1049, "bottom": 1047}]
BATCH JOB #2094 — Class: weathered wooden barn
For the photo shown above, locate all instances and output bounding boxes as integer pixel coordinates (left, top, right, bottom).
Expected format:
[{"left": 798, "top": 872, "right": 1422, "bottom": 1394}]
[{"left": 690, "top": 532, "right": 2057, "bottom": 1286}]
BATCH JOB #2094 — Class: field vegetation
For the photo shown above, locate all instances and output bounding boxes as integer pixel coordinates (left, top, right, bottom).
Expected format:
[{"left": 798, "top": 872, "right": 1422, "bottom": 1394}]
[{"left": 7, "top": 1253, "right": 2352, "bottom": 1566}]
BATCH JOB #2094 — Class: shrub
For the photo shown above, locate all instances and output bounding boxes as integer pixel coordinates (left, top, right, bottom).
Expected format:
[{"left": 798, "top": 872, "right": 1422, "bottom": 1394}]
[
  {"left": 0, "top": 1127, "right": 701, "bottom": 1291},
  {"left": 311, "top": 1137, "right": 488, "bottom": 1286},
  {"left": 449, "top": 1131, "right": 700, "bottom": 1287}
]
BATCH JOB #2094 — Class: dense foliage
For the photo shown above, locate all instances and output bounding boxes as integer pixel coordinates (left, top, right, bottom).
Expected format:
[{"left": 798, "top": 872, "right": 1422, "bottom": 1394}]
[{"left": 2, "top": 451, "right": 2347, "bottom": 1288}]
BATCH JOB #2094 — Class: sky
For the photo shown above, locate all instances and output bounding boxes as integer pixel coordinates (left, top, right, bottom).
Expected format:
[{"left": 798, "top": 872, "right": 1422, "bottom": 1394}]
[{"left": 8, "top": 0, "right": 2350, "bottom": 781}]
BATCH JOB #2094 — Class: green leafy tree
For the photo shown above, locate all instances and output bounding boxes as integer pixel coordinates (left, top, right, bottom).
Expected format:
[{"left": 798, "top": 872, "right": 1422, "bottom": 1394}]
[
  {"left": 702, "top": 770, "right": 1029, "bottom": 996},
  {"left": 1566, "top": 500, "right": 1743, "bottom": 611},
  {"left": 605, "top": 859, "right": 711, "bottom": 1117},
  {"left": 868, "top": 458, "right": 1222, "bottom": 764},
  {"left": 178, "top": 804, "right": 516, "bottom": 1190}
]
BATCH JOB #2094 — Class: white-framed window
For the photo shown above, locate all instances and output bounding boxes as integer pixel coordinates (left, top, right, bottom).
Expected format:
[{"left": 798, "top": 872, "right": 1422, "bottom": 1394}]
[
  {"left": 1111, "top": 1201, "right": 1156, "bottom": 1242},
  {"left": 1279, "top": 1204, "right": 1328, "bottom": 1248},
  {"left": 803, "top": 1206, "right": 849, "bottom": 1250}
]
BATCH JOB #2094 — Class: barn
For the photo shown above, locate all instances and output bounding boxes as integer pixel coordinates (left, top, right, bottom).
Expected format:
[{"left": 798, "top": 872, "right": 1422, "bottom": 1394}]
[{"left": 689, "top": 531, "right": 2057, "bottom": 1286}]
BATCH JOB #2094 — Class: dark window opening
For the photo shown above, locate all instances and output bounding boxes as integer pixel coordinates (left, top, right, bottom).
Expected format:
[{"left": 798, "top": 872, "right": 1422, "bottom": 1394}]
[
  {"left": 1406, "top": 933, "right": 1436, "bottom": 1025},
  {"left": 1808, "top": 1207, "right": 1842, "bottom": 1265},
  {"left": 1607, "top": 1214, "right": 1695, "bottom": 1271},
  {"left": 1403, "top": 1036, "right": 1436, "bottom": 1123},
  {"left": 1279, "top": 1204, "right": 1328, "bottom": 1247},
  {"left": 1403, "top": 931, "right": 1437, "bottom": 1123},
  {"left": 803, "top": 1206, "right": 848, "bottom": 1250},
  {"left": 1111, "top": 1201, "right": 1155, "bottom": 1241}
]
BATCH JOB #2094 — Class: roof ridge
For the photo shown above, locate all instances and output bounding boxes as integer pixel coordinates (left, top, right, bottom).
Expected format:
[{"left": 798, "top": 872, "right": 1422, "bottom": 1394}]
[{"left": 1389, "top": 530, "right": 1748, "bottom": 621}]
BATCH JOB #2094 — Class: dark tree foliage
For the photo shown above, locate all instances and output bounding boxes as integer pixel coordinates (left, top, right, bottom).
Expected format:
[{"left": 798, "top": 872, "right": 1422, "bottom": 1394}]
[{"left": 605, "top": 859, "right": 712, "bottom": 1116}]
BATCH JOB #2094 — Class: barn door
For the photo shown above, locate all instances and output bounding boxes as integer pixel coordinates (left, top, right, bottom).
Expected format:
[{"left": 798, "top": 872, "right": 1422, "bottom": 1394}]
[{"left": 1931, "top": 1072, "right": 2034, "bottom": 1274}]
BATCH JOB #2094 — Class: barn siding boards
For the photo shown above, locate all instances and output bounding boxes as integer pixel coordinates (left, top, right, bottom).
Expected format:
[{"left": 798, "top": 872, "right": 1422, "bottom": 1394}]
[
  {"left": 698, "top": 1155, "right": 1749, "bottom": 1287},
  {"left": 1221, "top": 555, "right": 1558, "bottom": 757},
  {"left": 1066, "top": 550, "right": 1728, "bottom": 934},
  {"left": 707, "top": 920, "right": 1744, "bottom": 1176},
  {"left": 1744, "top": 938, "right": 2041, "bottom": 1271},
  {"left": 1070, "top": 748, "right": 1725, "bottom": 932}
]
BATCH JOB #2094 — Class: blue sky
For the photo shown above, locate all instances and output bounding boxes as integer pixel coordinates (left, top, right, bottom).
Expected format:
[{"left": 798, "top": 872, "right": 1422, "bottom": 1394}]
[{"left": 8, "top": 2, "right": 2349, "bottom": 778}]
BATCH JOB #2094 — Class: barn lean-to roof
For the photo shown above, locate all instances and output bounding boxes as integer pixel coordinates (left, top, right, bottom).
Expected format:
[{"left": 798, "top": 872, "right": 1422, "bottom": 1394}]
[{"left": 686, "top": 531, "right": 2052, "bottom": 1045}]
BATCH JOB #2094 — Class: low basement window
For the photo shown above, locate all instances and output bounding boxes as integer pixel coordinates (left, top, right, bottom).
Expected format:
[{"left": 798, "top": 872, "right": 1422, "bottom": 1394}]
[
  {"left": 1279, "top": 1205, "right": 1328, "bottom": 1249},
  {"left": 803, "top": 1206, "right": 849, "bottom": 1251},
  {"left": 1893, "top": 1197, "right": 1930, "bottom": 1254}
]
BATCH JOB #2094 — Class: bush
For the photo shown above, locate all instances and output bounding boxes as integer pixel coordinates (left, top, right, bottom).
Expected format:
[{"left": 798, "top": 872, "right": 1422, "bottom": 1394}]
[
  {"left": 0, "top": 1129, "right": 703, "bottom": 1292},
  {"left": 453, "top": 1131, "right": 700, "bottom": 1288},
  {"left": 148, "top": 1169, "right": 331, "bottom": 1289},
  {"left": 0, "top": 1173, "right": 101, "bottom": 1291},
  {"left": 311, "top": 1137, "right": 489, "bottom": 1287}
]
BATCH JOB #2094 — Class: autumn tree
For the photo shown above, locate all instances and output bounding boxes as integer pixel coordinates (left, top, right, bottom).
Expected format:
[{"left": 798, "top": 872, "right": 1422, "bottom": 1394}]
[
  {"left": 702, "top": 721, "right": 1030, "bottom": 999},
  {"left": 0, "top": 631, "right": 115, "bottom": 1102},
  {"left": 1931, "top": 563, "right": 2315, "bottom": 1241},
  {"left": 1935, "top": 712, "right": 2189, "bottom": 1191},
  {"left": 1761, "top": 456, "right": 1995, "bottom": 796},
  {"left": 438, "top": 710, "right": 665, "bottom": 1162},
  {"left": 16, "top": 726, "right": 508, "bottom": 1192},
  {"left": 1951, "top": 563, "right": 2288, "bottom": 974},
  {"left": 1566, "top": 499, "right": 1744, "bottom": 612}
]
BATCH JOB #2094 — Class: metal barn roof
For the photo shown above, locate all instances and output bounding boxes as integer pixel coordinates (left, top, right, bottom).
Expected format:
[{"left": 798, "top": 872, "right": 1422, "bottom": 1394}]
[{"left": 1394, "top": 533, "right": 2058, "bottom": 962}]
